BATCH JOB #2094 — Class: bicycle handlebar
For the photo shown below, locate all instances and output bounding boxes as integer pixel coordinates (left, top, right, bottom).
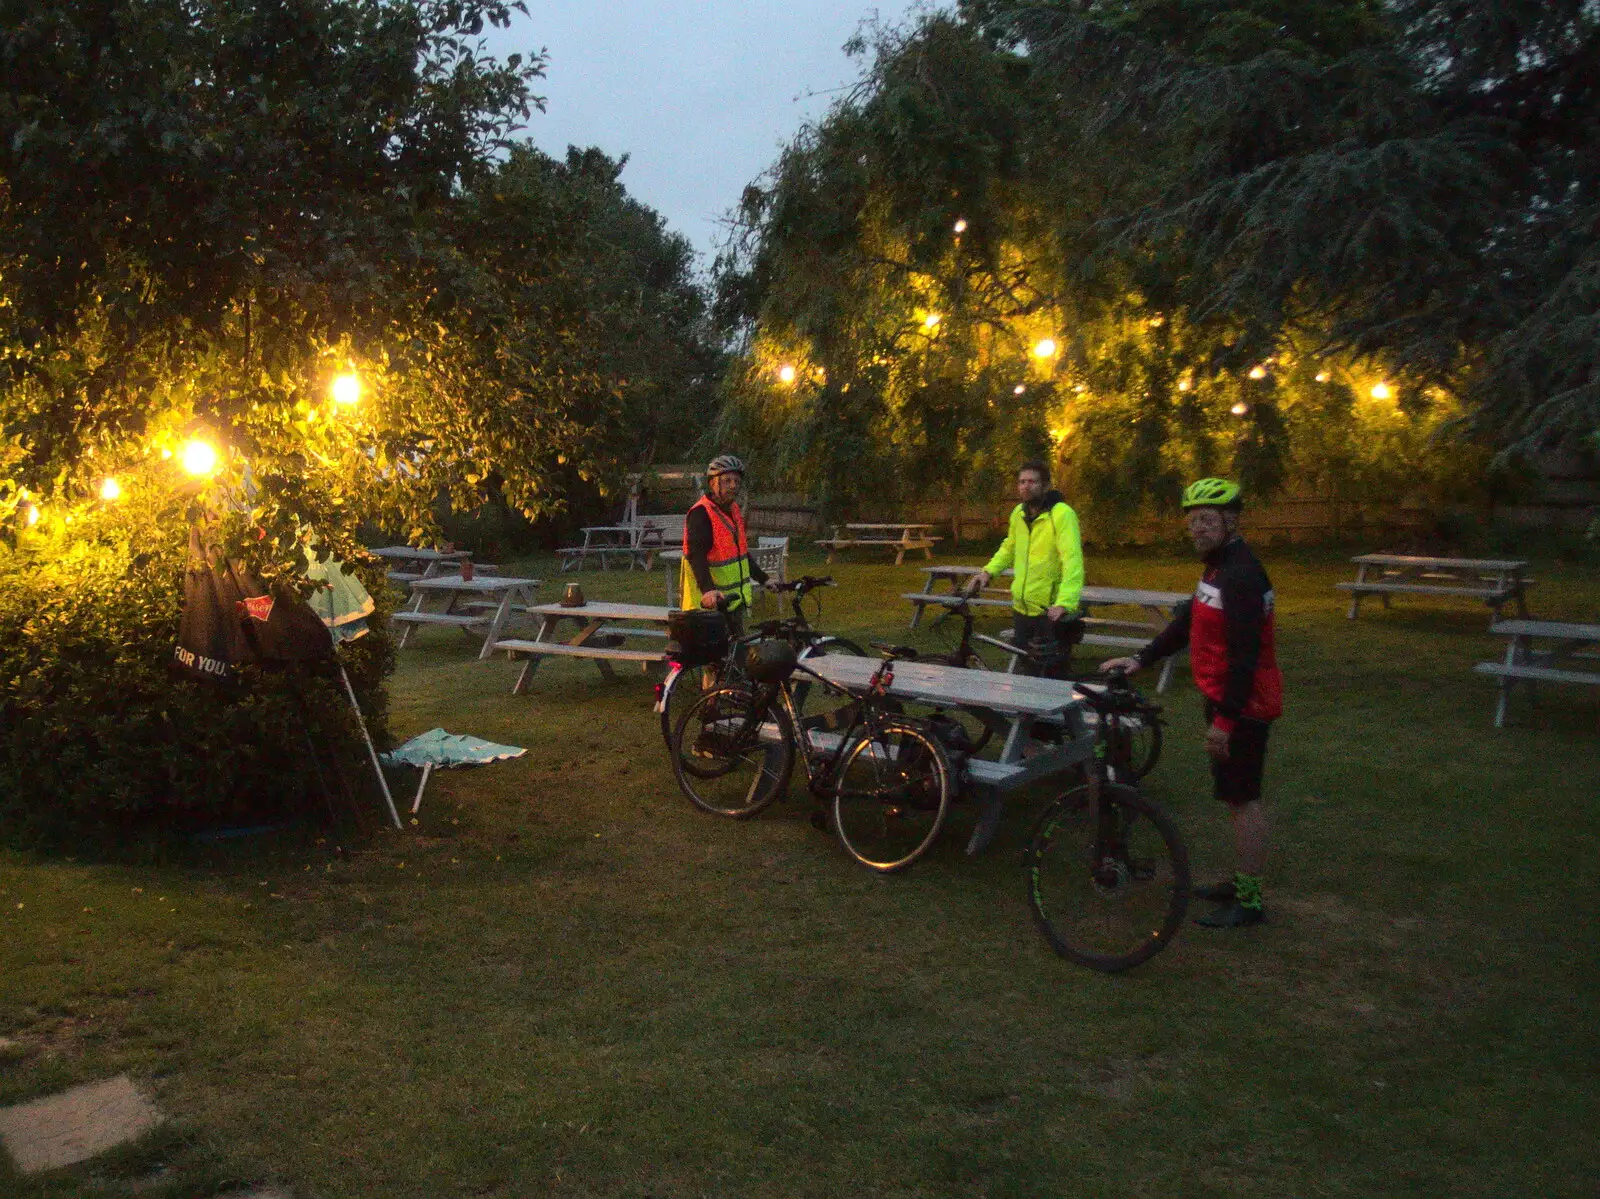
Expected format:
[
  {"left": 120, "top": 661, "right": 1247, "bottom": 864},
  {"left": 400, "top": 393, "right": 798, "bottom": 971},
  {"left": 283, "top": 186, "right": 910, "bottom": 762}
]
[{"left": 772, "top": 575, "right": 833, "bottom": 593}]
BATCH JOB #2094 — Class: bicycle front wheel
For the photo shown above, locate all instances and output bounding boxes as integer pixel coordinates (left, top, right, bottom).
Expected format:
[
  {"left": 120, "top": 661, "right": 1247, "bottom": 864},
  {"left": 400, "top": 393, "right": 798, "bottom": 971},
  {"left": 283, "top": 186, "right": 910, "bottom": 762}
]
[
  {"left": 1025, "top": 783, "right": 1190, "bottom": 972},
  {"left": 831, "top": 720, "right": 953, "bottom": 872},
  {"left": 670, "top": 686, "right": 794, "bottom": 818},
  {"left": 1105, "top": 712, "right": 1163, "bottom": 781}
]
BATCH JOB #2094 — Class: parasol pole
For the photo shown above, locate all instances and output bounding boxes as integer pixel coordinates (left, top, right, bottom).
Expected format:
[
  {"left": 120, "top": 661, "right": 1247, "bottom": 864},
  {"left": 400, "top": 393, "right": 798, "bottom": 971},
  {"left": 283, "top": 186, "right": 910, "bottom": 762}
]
[{"left": 338, "top": 663, "right": 402, "bottom": 829}]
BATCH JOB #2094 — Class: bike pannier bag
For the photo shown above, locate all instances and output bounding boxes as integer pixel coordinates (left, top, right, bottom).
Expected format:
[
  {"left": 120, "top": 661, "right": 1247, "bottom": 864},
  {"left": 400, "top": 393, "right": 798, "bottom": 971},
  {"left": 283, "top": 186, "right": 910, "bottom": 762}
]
[{"left": 667, "top": 609, "right": 730, "bottom": 668}]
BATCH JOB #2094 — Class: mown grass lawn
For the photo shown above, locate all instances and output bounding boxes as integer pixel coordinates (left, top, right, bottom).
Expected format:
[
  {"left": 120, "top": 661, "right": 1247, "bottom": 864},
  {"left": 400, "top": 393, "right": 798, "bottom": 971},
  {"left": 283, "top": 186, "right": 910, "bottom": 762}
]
[{"left": 2, "top": 544, "right": 1598, "bottom": 1197}]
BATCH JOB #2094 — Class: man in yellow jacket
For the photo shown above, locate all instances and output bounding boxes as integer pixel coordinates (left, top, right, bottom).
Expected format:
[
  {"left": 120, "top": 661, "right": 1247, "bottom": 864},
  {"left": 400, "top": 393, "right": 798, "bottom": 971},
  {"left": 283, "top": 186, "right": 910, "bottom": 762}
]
[{"left": 967, "top": 459, "right": 1085, "bottom": 676}]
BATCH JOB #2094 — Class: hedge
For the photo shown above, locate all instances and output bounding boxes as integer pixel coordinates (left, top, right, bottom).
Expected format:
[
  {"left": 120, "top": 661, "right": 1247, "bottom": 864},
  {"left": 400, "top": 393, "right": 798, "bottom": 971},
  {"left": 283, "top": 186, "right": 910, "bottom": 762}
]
[{"left": 0, "top": 532, "right": 395, "bottom": 849}]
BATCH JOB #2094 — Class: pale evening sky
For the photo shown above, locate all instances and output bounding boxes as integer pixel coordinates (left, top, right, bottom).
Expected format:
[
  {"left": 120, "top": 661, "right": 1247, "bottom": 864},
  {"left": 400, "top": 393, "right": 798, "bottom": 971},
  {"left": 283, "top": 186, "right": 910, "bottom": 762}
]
[{"left": 483, "top": 1, "right": 928, "bottom": 265}]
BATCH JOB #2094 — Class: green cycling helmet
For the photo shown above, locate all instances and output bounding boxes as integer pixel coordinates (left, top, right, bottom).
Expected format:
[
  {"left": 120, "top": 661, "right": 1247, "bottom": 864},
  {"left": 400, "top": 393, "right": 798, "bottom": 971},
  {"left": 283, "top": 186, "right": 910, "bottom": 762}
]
[{"left": 1181, "top": 477, "right": 1242, "bottom": 511}]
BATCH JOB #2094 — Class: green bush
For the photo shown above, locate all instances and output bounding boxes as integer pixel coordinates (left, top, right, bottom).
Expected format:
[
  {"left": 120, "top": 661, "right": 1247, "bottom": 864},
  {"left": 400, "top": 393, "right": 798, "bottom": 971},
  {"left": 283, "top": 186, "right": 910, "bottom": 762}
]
[{"left": 0, "top": 525, "right": 395, "bottom": 850}]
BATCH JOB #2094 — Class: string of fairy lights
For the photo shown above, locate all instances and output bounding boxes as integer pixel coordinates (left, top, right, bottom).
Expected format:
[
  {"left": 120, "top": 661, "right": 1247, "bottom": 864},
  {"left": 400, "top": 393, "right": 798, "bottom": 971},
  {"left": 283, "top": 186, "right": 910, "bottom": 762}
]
[
  {"left": 12, "top": 372, "right": 364, "bottom": 531},
  {"left": 761, "top": 219, "right": 1396, "bottom": 422}
]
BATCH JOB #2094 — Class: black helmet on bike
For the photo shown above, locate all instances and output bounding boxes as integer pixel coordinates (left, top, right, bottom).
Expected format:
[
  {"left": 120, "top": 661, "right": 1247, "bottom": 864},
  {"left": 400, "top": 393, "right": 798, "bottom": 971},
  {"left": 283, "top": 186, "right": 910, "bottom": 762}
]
[{"left": 744, "top": 639, "right": 798, "bottom": 684}]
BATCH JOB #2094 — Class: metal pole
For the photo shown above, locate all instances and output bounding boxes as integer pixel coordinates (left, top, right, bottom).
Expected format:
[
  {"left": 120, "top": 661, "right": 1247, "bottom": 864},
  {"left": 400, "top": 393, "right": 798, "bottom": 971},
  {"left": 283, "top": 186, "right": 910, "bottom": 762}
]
[{"left": 338, "top": 664, "right": 402, "bottom": 829}]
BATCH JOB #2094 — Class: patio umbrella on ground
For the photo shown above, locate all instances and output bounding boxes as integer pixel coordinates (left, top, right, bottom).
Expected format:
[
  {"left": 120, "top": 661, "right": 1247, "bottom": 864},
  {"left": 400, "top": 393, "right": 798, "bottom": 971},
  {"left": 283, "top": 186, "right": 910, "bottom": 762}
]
[{"left": 380, "top": 729, "right": 526, "bottom": 815}]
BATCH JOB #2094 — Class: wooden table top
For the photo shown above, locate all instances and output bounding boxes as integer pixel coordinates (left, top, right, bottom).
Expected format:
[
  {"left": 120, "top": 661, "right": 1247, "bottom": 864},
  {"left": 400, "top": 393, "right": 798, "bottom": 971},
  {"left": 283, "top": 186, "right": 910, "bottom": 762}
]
[
  {"left": 371, "top": 546, "right": 467, "bottom": 562},
  {"left": 1080, "top": 585, "right": 1189, "bottom": 608},
  {"left": 526, "top": 601, "right": 675, "bottom": 621},
  {"left": 1353, "top": 554, "right": 1528, "bottom": 571},
  {"left": 804, "top": 654, "right": 1082, "bottom": 718},
  {"left": 409, "top": 575, "right": 541, "bottom": 593}
]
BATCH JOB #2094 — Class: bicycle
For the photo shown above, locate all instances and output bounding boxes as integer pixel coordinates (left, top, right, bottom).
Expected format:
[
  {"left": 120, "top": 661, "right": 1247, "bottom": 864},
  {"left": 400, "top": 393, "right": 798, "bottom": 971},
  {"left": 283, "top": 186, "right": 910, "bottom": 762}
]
[
  {"left": 655, "top": 576, "right": 864, "bottom": 750},
  {"left": 911, "top": 595, "right": 1163, "bottom": 780},
  {"left": 1024, "top": 668, "right": 1190, "bottom": 972},
  {"left": 669, "top": 639, "right": 955, "bottom": 872}
]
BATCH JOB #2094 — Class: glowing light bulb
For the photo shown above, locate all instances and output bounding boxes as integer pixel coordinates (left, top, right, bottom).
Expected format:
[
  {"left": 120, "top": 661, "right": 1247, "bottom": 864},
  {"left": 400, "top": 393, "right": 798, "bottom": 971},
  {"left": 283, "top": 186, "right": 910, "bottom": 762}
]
[
  {"left": 1370, "top": 382, "right": 1393, "bottom": 400},
  {"left": 1231, "top": 402, "right": 1249, "bottom": 416},
  {"left": 1177, "top": 378, "right": 1192, "bottom": 392},
  {"left": 1248, "top": 366, "right": 1267, "bottom": 380},
  {"left": 1316, "top": 371, "right": 1331, "bottom": 383},
  {"left": 777, "top": 364, "right": 796, "bottom": 385},
  {"left": 923, "top": 313, "right": 942, "bottom": 330},
  {"left": 99, "top": 477, "right": 122, "bottom": 501},
  {"left": 1013, "top": 384, "right": 1026, "bottom": 396},
  {"left": 331, "top": 372, "right": 362, "bottom": 406},
  {"left": 24, "top": 503, "right": 40, "bottom": 526},
  {"left": 952, "top": 218, "right": 968, "bottom": 234},
  {"left": 180, "top": 439, "right": 218, "bottom": 477},
  {"left": 1033, "top": 338, "right": 1057, "bottom": 359}
]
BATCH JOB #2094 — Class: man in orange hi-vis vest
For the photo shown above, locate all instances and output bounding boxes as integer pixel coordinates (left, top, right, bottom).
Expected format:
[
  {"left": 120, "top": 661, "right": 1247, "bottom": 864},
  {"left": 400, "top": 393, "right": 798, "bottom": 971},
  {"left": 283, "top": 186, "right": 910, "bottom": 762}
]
[{"left": 680, "top": 454, "right": 769, "bottom": 635}]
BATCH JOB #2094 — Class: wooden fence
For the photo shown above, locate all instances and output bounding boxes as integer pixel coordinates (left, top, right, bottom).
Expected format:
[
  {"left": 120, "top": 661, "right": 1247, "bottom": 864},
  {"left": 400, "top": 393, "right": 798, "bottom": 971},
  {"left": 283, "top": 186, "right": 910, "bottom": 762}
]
[{"left": 750, "top": 490, "right": 1598, "bottom": 547}]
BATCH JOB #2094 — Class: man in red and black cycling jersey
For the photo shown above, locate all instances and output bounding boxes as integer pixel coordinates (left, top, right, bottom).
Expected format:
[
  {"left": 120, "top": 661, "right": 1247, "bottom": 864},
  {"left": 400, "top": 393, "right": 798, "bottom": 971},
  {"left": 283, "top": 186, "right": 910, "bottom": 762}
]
[{"left": 1103, "top": 478, "right": 1281, "bottom": 928}]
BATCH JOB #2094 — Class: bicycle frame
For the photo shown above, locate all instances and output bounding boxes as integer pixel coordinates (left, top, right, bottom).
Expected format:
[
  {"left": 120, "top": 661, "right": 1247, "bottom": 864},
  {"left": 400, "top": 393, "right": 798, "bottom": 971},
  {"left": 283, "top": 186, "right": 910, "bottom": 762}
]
[
  {"left": 926, "top": 597, "right": 1029, "bottom": 670},
  {"left": 717, "top": 657, "right": 906, "bottom": 799},
  {"left": 1076, "top": 676, "right": 1157, "bottom": 843}
]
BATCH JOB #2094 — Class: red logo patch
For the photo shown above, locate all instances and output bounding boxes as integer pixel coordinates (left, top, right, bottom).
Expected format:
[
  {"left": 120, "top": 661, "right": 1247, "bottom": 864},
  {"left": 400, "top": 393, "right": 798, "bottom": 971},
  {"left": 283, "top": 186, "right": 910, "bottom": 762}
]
[{"left": 239, "top": 595, "right": 275, "bottom": 622}]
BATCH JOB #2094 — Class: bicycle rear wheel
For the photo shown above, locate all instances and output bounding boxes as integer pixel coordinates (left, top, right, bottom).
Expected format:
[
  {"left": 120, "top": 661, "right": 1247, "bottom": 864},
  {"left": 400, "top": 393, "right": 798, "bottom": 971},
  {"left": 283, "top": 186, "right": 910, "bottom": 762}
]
[
  {"left": 1025, "top": 782, "right": 1189, "bottom": 971},
  {"left": 659, "top": 660, "right": 726, "bottom": 751},
  {"left": 831, "top": 720, "right": 952, "bottom": 872},
  {"left": 670, "top": 686, "right": 794, "bottom": 818}
]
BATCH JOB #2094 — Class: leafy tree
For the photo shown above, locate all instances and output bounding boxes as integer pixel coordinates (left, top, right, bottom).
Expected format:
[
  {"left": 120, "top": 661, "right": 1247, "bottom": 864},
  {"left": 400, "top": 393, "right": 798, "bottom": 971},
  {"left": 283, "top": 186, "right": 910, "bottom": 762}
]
[
  {"left": 714, "top": 5, "right": 1487, "bottom": 531},
  {"left": 982, "top": 0, "right": 1600, "bottom": 452},
  {"left": 0, "top": 1, "right": 718, "bottom": 838}
]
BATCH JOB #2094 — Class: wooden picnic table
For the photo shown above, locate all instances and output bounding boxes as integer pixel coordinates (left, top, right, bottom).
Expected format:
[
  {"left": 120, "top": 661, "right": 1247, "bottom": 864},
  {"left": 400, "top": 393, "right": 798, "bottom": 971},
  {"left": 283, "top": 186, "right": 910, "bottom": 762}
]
[
  {"left": 1474, "top": 618, "right": 1600, "bottom": 727},
  {"left": 371, "top": 545, "right": 468, "bottom": 584},
  {"left": 803, "top": 653, "right": 1099, "bottom": 854},
  {"left": 492, "top": 600, "right": 675, "bottom": 693},
  {"left": 557, "top": 516, "right": 689, "bottom": 573},
  {"left": 1338, "top": 554, "right": 1531, "bottom": 622},
  {"left": 816, "top": 522, "right": 941, "bottom": 566},
  {"left": 392, "top": 575, "right": 542, "bottom": 658},
  {"left": 902, "top": 567, "right": 1190, "bottom": 691},
  {"left": 557, "top": 525, "right": 646, "bottom": 573}
]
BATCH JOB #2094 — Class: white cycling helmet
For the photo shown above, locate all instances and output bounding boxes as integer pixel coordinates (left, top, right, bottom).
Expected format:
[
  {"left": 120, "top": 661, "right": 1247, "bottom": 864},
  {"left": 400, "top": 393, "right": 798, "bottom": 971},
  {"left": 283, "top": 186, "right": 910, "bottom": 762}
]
[{"left": 706, "top": 453, "right": 746, "bottom": 480}]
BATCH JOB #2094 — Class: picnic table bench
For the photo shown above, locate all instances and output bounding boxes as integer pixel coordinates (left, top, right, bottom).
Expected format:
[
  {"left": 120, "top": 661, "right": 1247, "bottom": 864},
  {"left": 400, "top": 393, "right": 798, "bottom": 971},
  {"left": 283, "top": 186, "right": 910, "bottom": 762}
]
[
  {"left": 1473, "top": 618, "right": 1600, "bottom": 727},
  {"left": 392, "top": 575, "right": 542, "bottom": 658},
  {"left": 815, "top": 522, "right": 941, "bottom": 566},
  {"left": 1338, "top": 554, "right": 1531, "bottom": 622},
  {"left": 803, "top": 654, "right": 1099, "bottom": 854},
  {"left": 902, "top": 566, "right": 1189, "bottom": 691},
  {"left": 491, "top": 601, "right": 675, "bottom": 694}
]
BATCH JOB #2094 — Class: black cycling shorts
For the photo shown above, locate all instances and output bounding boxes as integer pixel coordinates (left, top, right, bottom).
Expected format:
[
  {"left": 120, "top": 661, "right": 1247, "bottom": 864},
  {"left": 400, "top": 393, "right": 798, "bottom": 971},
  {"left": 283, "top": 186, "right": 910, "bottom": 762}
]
[{"left": 1203, "top": 700, "right": 1271, "bottom": 807}]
